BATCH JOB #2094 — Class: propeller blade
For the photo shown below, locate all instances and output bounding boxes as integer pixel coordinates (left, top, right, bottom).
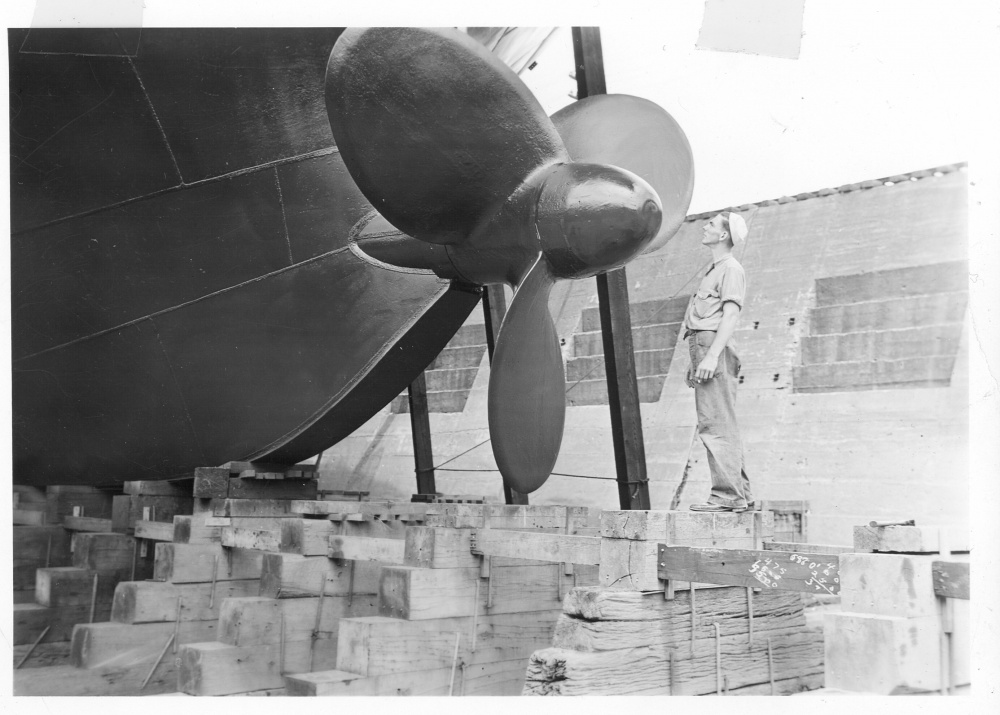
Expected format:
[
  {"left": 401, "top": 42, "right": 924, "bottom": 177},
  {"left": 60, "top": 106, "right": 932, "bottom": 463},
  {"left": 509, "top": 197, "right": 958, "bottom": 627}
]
[
  {"left": 551, "top": 94, "right": 694, "bottom": 253},
  {"left": 325, "top": 27, "right": 568, "bottom": 245},
  {"left": 487, "top": 255, "right": 565, "bottom": 494}
]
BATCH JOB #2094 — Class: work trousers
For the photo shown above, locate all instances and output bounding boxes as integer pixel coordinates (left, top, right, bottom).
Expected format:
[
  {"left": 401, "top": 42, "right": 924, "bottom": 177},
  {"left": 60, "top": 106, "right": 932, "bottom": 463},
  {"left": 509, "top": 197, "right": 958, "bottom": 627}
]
[{"left": 687, "top": 331, "right": 753, "bottom": 508}]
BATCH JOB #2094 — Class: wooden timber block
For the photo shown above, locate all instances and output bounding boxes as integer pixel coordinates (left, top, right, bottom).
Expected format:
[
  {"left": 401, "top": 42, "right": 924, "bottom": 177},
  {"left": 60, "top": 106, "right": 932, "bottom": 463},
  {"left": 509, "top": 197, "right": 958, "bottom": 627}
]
[
  {"left": 337, "top": 611, "right": 560, "bottom": 677},
  {"left": 220, "top": 526, "right": 282, "bottom": 551},
  {"left": 328, "top": 535, "right": 406, "bottom": 564},
  {"left": 13, "top": 659, "right": 179, "bottom": 696},
  {"left": 172, "top": 514, "right": 224, "bottom": 544},
  {"left": 111, "top": 494, "right": 132, "bottom": 532},
  {"left": 404, "top": 526, "right": 482, "bottom": 569},
  {"left": 259, "top": 553, "right": 381, "bottom": 598},
  {"left": 111, "top": 578, "right": 260, "bottom": 623},
  {"left": 45, "top": 486, "right": 115, "bottom": 522},
  {"left": 71, "top": 619, "right": 218, "bottom": 669},
  {"left": 14, "top": 602, "right": 110, "bottom": 645},
  {"left": 280, "top": 518, "right": 337, "bottom": 555},
  {"left": 228, "top": 476, "right": 318, "bottom": 501},
  {"left": 601, "top": 509, "right": 773, "bottom": 544},
  {"left": 124, "top": 479, "right": 194, "bottom": 497},
  {"left": 134, "top": 519, "right": 176, "bottom": 542},
  {"left": 554, "top": 587, "right": 805, "bottom": 650},
  {"left": 154, "top": 543, "right": 263, "bottom": 583},
  {"left": 11, "top": 640, "right": 74, "bottom": 669},
  {"left": 853, "top": 524, "right": 969, "bottom": 553},
  {"left": 472, "top": 529, "right": 601, "bottom": 565},
  {"left": 63, "top": 515, "right": 115, "bottom": 532},
  {"left": 14, "top": 524, "right": 73, "bottom": 568},
  {"left": 14, "top": 508, "right": 48, "bottom": 525},
  {"left": 178, "top": 639, "right": 339, "bottom": 695},
  {"left": 212, "top": 498, "right": 295, "bottom": 517},
  {"left": 193, "top": 467, "right": 230, "bottom": 498},
  {"left": 285, "top": 658, "right": 531, "bottom": 696},
  {"left": 281, "top": 518, "right": 406, "bottom": 555},
  {"left": 525, "top": 627, "right": 824, "bottom": 696},
  {"left": 36, "top": 567, "right": 119, "bottom": 608},
  {"left": 217, "top": 595, "right": 379, "bottom": 647},
  {"left": 424, "top": 504, "right": 594, "bottom": 531},
  {"left": 378, "top": 563, "right": 599, "bottom": 620},
  {"left": 823, "top": 612, "right": 942, "bottom": 693},
  {"left": 291, "top": 499, "right": 428, "bottom": 522},
  {"left": 839, "top": 552, "right": 957, "bottom": 617},
  {"left": 71, "top": 532, "right": 136, "bottom": 574}
]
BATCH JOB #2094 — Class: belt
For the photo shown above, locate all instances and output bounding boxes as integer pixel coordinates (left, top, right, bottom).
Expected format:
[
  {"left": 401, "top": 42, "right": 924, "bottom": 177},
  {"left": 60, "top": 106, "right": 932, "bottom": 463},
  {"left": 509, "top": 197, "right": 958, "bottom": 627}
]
[{"left": 684, "top": 329, "right": 717, "bottom": 340}]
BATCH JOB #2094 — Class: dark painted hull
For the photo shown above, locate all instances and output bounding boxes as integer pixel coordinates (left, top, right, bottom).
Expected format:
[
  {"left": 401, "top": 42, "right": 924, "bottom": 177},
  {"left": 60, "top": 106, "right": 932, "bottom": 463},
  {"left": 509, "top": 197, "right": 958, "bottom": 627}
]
[{"left": 9, "top": 28, "right": 478, "bottom": 486}]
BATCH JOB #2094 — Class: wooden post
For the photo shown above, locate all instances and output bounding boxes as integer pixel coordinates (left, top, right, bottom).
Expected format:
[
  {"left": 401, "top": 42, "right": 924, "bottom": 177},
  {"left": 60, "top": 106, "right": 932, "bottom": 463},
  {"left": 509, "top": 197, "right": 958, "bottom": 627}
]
[
  {"left": 572, "top": 26, "right": 651, "bottom": 511},
  {"left": 407, "top": 372, "right": 437, "bottom": 495},
  {"left": 482, "top": 284, "right": 529, "bottom": 506}
]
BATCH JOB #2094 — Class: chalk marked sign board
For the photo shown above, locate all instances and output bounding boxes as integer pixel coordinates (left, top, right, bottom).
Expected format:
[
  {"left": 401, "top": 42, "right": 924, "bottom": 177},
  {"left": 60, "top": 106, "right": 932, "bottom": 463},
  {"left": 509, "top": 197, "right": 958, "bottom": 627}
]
[{"left": 658, "top": 545, "right": 841, "bottom": 595}]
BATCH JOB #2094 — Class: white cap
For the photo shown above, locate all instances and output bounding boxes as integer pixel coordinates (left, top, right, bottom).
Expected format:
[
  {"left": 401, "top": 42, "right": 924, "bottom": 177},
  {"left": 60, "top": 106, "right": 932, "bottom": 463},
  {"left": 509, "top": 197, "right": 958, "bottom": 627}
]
[{"left": 727, "top": 212, "right": 748, "bottom": 245}]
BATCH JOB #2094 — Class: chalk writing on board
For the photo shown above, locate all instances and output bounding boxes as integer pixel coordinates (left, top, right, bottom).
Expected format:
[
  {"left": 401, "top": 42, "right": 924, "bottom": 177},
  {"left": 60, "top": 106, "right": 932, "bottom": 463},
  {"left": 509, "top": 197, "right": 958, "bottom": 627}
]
[
  {"left": 789, "top": 553, "right": 839, "bottom": 595},
  {"left": 748, "top": 556, "right": 787, "bottom": 588}
]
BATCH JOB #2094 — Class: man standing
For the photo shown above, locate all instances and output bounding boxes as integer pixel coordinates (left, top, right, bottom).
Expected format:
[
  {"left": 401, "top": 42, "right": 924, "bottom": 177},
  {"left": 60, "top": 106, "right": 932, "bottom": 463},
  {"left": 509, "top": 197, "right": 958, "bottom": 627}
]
[{"left": 683, "top": 212, "right": 753, "bottom": 512}]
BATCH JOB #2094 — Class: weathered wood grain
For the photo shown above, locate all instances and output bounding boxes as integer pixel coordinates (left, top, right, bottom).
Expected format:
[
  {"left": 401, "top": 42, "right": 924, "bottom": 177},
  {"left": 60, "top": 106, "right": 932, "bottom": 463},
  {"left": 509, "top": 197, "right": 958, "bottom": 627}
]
[
  {"left": 220, "top": 526, "right": 282, "bottom": 551},
  {"left": 154, "top": 543, "right": 263, "bottom": 583},
  {"left": 553, "top": 588, "right": 805, "bottom": 650},
  {"left": 471, "top": 529, "right": 601, "bottom": 565},
  {"left": 258, "top": 553, "right": 381, "bottom": 598},
  {"left": 134, "top": 519, "right": 176, "bottom": 541},
  {"left": 280, "top": 518, "right": 334, "bottom": 555},
  {"left": 111, "top": 578, "right": 260, "bottom": 623},
  {"left": 11, "top": 640, "right": 73, "bottom": 669},
  {"left": 71, "top": 532, "right": 135, "bottom": 573},
  {"left": 525, "top": 627, "right": 824, "bottom": 695},
  {"left": 285, "top": 658, "right": 531, "bottom": 696},
  {"left": 378, "top": 563, "right": 599, "bottom": 620},
  {"left": 71, "top": 619, "right": 218, "bottom": 669},
  {"left": 172, "top": 514, "right": 223, "bottom": 544},
  {"left": 63, "top": 515, "right": 115, "bottom": 532},
  {"left": 178, "top": 638, "right": 339, "bottom": 695},
  {"left": 337, "top": 610, "right": 560, "bottom": 676},
  {"left": 14, "top": 524, "right": 72, "bottom": 566},
  {"left": 328, "top": 535, "right": 406, "bottom": 564},
  {"left": 216, "top": 594, "right": 378, "bottom": 647},
  {"left": 13, "top": 658, "right": 179, "bottom": 696},
  {"left": 659, "top": 546, "right": 841, "bottom": 595},
  {"left": 212, "top": 498, "right": 295, "bottom": 517},
  {"left": 764, "top": 540, "right": 859, "bottom": 554},
  {"left": 36, "top": 566, "right": 119, "bottom": 608},
  {"left": 15, "top": 602, "right": 108, "bottom": 645}
]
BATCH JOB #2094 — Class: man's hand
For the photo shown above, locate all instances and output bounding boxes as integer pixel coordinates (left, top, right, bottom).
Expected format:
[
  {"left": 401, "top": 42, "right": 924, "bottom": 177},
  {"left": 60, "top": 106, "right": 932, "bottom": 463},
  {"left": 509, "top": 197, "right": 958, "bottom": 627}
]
[{"left": 694, "top": 353, "right": 719, "bottom": 382}]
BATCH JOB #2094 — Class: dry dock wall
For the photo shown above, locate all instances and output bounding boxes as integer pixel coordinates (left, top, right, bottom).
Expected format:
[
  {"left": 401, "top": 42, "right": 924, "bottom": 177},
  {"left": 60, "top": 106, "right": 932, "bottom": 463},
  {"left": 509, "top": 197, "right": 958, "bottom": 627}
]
[{"left": 321, "top": 167, "right": 969, "bottom": 546}]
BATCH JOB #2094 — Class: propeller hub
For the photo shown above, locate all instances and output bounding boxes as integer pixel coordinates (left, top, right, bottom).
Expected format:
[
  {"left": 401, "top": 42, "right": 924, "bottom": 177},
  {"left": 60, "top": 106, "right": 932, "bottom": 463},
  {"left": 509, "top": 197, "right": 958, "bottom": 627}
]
[{"left": 535, "top": 163, "right": 662, "bottom": 280}]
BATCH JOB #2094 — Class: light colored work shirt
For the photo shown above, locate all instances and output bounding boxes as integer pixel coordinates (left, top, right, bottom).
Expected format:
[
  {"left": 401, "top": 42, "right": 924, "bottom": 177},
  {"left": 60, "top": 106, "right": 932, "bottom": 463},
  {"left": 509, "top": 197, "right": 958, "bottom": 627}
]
[{"left": 683, "top": 254, "right": 747, "bottom": 332}]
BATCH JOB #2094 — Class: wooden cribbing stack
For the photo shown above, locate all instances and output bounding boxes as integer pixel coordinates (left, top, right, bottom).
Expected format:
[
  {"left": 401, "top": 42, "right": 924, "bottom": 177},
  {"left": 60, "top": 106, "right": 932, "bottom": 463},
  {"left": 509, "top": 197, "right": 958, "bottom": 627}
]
[
  {"left": 13, "top": 482, "right": 156, "bottom": 672},
  {"left": 284, "top": 503, "right": 603, "bottom": 696},
  {"left": 822, "top": 522, "right": 971, "bottom": 694},
  {"left": 12, "top": 466, "right": 315, "bottom": 695},
  {"left": 523, "top": 509, "right": 828, "bottom": 695}
]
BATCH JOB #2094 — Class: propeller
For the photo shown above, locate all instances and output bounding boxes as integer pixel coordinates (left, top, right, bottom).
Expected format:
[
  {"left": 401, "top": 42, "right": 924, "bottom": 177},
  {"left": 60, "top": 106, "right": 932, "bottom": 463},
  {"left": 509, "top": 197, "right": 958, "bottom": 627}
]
[{"left": 325, "top": 27, "right": 693, "bottom": 493}]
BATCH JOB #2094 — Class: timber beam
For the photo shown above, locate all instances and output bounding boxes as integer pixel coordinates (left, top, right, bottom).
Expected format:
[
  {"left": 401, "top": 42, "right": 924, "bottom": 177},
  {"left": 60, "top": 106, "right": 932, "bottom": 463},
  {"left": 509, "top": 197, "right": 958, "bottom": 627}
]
[{"left": 658, "top": 545, "right": 841, "bottom": 596}]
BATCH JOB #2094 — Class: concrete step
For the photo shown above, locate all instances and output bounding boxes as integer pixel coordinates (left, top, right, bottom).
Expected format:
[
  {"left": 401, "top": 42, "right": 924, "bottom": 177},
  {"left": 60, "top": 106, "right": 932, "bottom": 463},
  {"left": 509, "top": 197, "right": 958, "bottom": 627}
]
[
  {"left": 814, "top": 260, "right": 967, "bottom": 307},
  {"left": 573, "top": 321, "right": 682, "bottom": 357}
]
